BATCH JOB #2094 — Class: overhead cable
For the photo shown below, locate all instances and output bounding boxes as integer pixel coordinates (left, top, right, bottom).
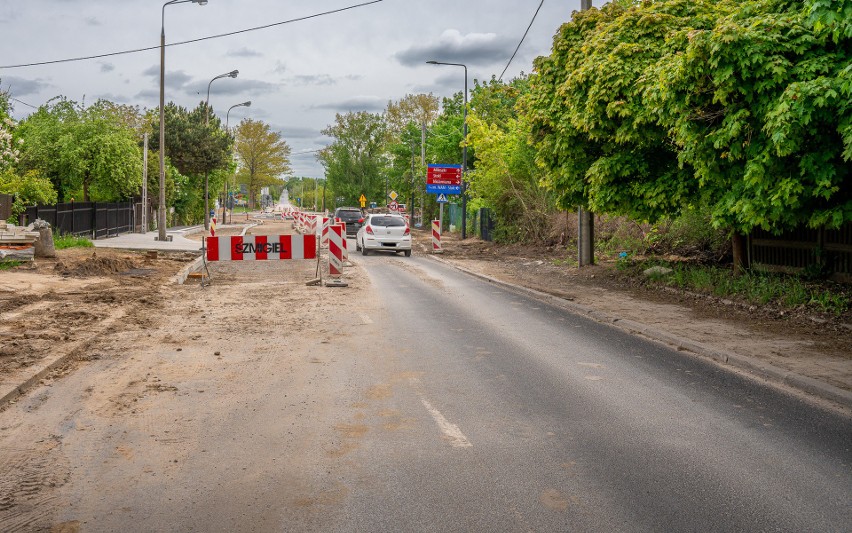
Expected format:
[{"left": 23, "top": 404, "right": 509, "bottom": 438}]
[
  {"left": 499, "top": 0, "right": 544, "bottom": 81},
  {"left": 0, "top": 0, "right": 384, "bottom": 70}
]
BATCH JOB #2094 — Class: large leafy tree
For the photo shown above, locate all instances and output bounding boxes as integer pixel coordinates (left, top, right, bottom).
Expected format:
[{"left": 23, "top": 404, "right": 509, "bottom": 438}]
[
  {"left": 15, "top": 97, "right": 78, "bottom": 200},
  {"left": 318, "top": 111, "right": 386, "bottom": 207},
  {"left": 525, "top": 0, "right": 720, "bottom": 223},
  {"left": 233, "top": 118, "right": 291, "bottom": 208},
  {"left": 525, "top": 0, "right": 851, "bottom": 238},
  {"left": 59, "top": 100, "right": 143, "bottom": 201},
  {"left": 650, "top": 0, "right": 852, "bottom": 232},
  {"left": 16, "top": 98, "right": 142, "bottom": 202}
]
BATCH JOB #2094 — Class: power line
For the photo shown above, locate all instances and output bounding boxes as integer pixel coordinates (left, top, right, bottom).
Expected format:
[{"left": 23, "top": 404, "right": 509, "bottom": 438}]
[
  {"left": 0, "top": 0, "right": 383, "bottom": 70},
  {"left": 9, "top": 97, "right": 37, "bottom": 109},
  {"left": 499, "top": 0, "right": 544, "bottom": 81}
]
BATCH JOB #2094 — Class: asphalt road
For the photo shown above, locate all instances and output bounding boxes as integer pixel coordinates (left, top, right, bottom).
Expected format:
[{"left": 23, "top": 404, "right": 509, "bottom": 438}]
[
  {"left": 1, "top": 249, "right": 849, "bottom": 532},
  {"left": 336, "top": 252, "right": 852, "bottom": 532}
]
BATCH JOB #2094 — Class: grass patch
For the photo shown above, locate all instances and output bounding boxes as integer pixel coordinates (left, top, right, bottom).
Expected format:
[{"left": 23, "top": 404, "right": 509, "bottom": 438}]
[
  {"left": 0, "top": 260, "right": 22, "bottom": 271},
  {"left": 634, "top": 261, "right": 850, "bottom": 316},
  {"left": 54, "top": 234, "right": 94, "bottom": 250}
]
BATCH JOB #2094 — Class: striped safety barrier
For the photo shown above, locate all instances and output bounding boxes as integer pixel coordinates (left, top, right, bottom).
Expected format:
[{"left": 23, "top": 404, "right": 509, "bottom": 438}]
[
  {"left": 321, "top": 217, "right": 331, "bottom": 248},
  {"left": 206, "top": 235, "right": 317, "bottom": 261},
  {"left": 328, "top": 224, "right": 344, "bottom": 278},
  {"left": 432, "top": 220, "right": 442, "bottom": 253}
]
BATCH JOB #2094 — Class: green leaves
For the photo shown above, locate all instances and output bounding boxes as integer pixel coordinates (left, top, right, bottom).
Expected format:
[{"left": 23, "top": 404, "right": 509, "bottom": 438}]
[{"left": 526, "top": 0, "right": 851, "bottom": 233}]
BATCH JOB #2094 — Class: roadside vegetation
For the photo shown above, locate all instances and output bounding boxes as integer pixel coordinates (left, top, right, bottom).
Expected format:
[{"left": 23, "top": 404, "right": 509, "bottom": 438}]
[{"left": 53, "top": 234, "right": 94, "bottom": 250}]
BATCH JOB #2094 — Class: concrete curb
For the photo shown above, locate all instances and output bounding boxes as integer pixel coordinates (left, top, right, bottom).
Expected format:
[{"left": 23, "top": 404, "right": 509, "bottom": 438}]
[
  {"left": 173, "top": 254, "right": 206, "bottom": 285},
  {"left": 428, "top": 256, "right": 852, "bottom": 410},
  {"left": 0, "top": 312, "right": 125, "bottom": 409}
]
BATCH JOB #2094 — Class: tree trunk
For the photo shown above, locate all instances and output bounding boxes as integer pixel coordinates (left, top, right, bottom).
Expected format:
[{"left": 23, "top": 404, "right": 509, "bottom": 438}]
[{"left": 731, "top": 232, "right": 748, "bottom": 276}]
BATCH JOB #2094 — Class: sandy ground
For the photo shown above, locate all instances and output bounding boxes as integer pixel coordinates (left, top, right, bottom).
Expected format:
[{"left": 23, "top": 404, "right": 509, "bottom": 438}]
[{"left": 0, "top": 220, "right": 373, "bottom": 530}]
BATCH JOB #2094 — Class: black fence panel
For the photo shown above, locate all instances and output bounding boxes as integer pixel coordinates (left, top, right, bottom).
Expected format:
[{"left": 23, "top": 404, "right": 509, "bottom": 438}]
[{"left": 22, "top": 200, "right": 137, "bottom": 239}]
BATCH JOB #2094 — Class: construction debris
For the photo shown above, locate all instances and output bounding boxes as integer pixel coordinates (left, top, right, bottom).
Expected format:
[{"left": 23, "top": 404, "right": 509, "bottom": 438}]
[{"left": 0, "top": 220, "right": 40, "bottom": 261}]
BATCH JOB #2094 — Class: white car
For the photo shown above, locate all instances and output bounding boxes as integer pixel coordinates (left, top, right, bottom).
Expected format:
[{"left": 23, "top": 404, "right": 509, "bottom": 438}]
[{"left": 355, "top": 213, "right": 412, "bottom": 256}]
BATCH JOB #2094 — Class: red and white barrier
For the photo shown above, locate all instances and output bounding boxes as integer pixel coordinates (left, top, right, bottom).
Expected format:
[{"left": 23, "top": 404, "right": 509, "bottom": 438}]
[
  {"left": 340, "top": 222, "right": 348, "bottom": 261},
  {"left": 306, "top": 215, "right": 317, "bottom": 236},
  {"left": 321, "top": 217, "right": 331, "bottom": 248},
  {"left": 432, "top": 220, "right": 442, "bottom": 253},
  {"left": 206, "top": 235, "right": 317, "bottom": 261},
  {"left": 328, "top": 224, "right": 344, "bottom": 278}
]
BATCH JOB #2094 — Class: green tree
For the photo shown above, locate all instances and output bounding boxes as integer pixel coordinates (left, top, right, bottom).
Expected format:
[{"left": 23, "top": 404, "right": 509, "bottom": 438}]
[
  {"left": 525, "top": 0, "right": 716, "bottom": 223},
  {"left": 318, "top": 111, "right": 386, "bottom": 207},
  {"left": 467, "top": 76, "right": 553, "bottom": 243},
  {"left": 59, "top": 100, "right": 143, "bottom": 201},
  {"left": 649, "top": 0, "right": 852, "bottom": 232},
  {"left": 233, "top": 118, "right": 291, "bottom": 208},
  {"left": 0, "top": 169, "right": 58, "bottom": 223},
  {"left": 525, "top": 0, "right": 851, "bottom": 239},
  {"left": 15, "top": 97, "right": 78, "bottom": 200}
]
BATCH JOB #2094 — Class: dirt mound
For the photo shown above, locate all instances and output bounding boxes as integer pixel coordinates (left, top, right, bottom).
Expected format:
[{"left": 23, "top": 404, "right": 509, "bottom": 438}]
[{"left": 55, "top": 253, "right": 139, "bottom": 277}]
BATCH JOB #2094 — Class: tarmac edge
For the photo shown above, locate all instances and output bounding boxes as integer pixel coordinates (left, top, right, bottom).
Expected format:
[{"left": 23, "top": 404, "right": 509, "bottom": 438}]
[{"left": 428, "top": 255, "right": 852, "bottom": 411}]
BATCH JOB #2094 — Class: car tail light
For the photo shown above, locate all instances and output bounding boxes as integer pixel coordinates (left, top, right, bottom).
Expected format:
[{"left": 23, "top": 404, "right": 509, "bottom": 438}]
[
  {"left": 358, "top": 218, "right": 364, "bottom": 224},
  {"left": 366, "top": 225, "right": 374, "bottom": 235},
  {"left": 404, "top": 226, "right": 410, "bottom": 236}
]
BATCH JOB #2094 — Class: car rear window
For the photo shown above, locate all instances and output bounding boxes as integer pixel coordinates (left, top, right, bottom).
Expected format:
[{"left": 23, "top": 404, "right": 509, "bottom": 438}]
[
  {"left": 370, "top": 216, "right": 406, "bottom": 227},
  {"left": 336, "top": 210, "right": 361, "bottom": 221}
]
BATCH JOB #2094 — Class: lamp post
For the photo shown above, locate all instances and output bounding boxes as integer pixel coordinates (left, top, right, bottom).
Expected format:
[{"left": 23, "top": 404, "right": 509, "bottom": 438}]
[
  {"left": 203, "top": 69, "right": 238, "bottom": 231},
  {"left": 426, "top": 60, "right": 468, "bottom": 239},
  {"left": 225, "top": 101, "right": 251, "bottom": 223},
  {"left": 158, "top": 0, "right": 208, "bottom": 242}
]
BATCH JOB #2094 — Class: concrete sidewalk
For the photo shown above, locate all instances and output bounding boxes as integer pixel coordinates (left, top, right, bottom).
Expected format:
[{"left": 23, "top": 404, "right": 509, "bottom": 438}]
[{"left": 92, "top": 226, "right": 206, "bottom": 252}]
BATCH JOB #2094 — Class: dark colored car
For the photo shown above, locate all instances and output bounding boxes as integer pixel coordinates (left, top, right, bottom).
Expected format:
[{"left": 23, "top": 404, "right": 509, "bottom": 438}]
[{"left": 333, "top": 207, "right": 363, "bottom": 236}]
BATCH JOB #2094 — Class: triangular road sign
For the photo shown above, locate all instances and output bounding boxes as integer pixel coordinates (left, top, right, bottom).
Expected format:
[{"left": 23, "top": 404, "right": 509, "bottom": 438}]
[{"left": 436, "top": 193, "right": 448, "bottom": 203}]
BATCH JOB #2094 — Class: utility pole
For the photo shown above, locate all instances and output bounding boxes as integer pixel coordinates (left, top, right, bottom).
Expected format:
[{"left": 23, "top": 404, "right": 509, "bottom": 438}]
[
  {"left": 141, "top": 133, "right": 148, "bottom": 233},
  {"left": 578, "top": 0, "right": 594, "bottom": 266}
]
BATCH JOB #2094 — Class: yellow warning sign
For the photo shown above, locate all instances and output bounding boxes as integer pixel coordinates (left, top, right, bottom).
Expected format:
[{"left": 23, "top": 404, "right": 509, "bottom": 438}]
[{"left": 359, "top": 194, "right": 367, "bottom": 208}]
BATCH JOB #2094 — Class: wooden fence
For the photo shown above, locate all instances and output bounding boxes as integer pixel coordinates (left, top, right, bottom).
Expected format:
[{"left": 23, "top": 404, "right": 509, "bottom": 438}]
[{"left": 748, "top": 222, "right": 852, "bottom": 282}]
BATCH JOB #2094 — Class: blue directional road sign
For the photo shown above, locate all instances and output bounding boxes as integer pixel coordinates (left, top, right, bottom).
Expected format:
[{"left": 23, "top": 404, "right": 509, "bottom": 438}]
[{"left": 426, "top": 164, "right": 462, "bottom": 194}]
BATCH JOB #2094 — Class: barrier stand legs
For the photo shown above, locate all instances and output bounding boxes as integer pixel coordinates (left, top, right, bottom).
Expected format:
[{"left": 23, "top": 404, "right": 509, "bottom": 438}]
[
  {"left": 198, "top": 236, "right": 212, "bottom": 286},
  {"left": 325, "top": 224, "right": 348, "bottom": 287},
  {"left": 432, "top": 220, "right": 443, "bottom": 254}
]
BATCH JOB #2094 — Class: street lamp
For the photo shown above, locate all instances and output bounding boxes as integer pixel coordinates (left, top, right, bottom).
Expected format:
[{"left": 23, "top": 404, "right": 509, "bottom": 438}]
[
  {"left": 226, "top": 101, "right": 251, "bottom": 130},
  {"left": 158, "top": 0, "right": 207, "bottom": 242},
  {"left": 224, "top": 101, "right": 251, "bottom": 223},
  {"left": 426, "top": 60, "right": 468, "bottom": 239},
  {"left": 206, "top": 70, "right": 239, "bottom": 126},
  {"left": 204, "top": 69, "right": 238, "bottom": 231}
]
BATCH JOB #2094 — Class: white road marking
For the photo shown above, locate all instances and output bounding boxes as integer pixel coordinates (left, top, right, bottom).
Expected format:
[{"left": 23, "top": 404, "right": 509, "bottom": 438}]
[{"left": 418, "top": 395, "right": 472, "bottom": 448}]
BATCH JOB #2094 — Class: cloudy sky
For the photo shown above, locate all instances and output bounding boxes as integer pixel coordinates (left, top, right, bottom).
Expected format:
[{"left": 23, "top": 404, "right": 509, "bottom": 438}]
[{"left": 1, "top": 0, "right": 592, "bottom": 178}]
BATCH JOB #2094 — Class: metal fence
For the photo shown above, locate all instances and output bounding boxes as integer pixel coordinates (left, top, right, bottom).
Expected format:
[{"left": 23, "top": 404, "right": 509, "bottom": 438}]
[
  {"left": 749, "top": 222, "right": 852, "bottom": 281},
  {"left": 0, "top": 194, "right": 12, "bottom": 221},
  {"left": 21, "top": 200, "right": 139, "bottom": 239}
]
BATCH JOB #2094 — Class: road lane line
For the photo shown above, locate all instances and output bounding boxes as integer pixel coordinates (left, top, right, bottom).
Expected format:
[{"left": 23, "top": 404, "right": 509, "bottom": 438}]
[{"left": 418, "top": 395, "right": 472, "bottom": 448}]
